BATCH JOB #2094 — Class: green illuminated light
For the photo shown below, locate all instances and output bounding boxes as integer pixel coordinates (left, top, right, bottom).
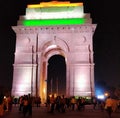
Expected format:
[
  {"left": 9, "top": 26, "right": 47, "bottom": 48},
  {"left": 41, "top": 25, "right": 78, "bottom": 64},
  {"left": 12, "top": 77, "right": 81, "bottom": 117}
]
[{"left": 23, "top": 18, "right": 85, "bottom": 26}]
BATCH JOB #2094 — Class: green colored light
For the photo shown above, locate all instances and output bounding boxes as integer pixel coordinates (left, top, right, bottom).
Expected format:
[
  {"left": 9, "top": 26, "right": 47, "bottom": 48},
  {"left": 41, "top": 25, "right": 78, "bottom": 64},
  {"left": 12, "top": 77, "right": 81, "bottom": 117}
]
[{"left": 23, "top": 18, "right": 85, "bottom": 26}]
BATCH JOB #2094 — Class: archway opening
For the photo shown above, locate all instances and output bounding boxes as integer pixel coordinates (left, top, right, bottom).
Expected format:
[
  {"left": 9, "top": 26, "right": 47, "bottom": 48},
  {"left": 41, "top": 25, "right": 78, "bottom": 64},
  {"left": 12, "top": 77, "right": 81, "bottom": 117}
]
[{"left": 47, "top": 54, "right": 66, "bottom": 97}]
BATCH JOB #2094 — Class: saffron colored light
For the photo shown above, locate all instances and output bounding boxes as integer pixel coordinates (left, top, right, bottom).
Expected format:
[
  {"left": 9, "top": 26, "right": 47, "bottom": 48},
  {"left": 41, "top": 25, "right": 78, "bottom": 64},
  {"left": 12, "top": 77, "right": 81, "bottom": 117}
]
[
  {"left": 23, "top": 18, "right": 85, "bottom": 26},
  {"left": 27, "top": 1, "right": 83, "bottom": 8}
]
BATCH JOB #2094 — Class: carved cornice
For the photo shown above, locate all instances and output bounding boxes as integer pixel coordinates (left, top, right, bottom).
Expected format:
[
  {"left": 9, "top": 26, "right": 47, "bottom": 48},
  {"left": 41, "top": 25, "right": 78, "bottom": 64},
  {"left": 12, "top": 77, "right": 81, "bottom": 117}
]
[
  {"left": 12, "top": 24, "right": 96, "bottom": 34},
  {"left": 13, "top": 64, "right": 37, "bottom": 67}
]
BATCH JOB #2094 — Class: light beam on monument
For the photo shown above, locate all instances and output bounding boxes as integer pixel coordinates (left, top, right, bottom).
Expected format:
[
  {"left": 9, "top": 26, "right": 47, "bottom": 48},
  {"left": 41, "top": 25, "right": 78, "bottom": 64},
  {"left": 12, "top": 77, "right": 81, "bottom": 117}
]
[
  {"left": 17, "top": 69, "right": 31, "bottom": 95},
  {"left": 75, "top": 73, "right": 87, "bottom": 89}
]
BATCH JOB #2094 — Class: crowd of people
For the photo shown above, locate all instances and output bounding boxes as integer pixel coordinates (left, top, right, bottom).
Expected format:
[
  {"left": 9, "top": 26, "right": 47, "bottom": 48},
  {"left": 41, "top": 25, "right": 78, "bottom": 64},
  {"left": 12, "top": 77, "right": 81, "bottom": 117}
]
[
  {"left": 0, "top": 93, "right": 12, "bottom": 116},
  {"left": 0, "top": 93, "right": 41, "bottom": 117},
  {"left": 15, "top": 94, "right": 87, "bottom": 116},
  {"left": 0, "top": 93, "right": 120, "bottom": 117},
  {"left": 46, "top": 95, "right": 86, "bottom": 113}
]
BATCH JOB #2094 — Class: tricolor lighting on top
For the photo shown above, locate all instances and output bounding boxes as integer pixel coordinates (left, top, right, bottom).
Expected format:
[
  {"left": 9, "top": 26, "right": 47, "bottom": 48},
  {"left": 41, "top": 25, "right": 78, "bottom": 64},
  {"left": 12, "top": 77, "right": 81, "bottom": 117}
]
[
  {"left": 25, "top": 7, "right": 84, "bottom": 20},
  {"left": 23, "top": 18, "right": 85, "bottom": 26},
  {"left": 22, "top": 1, "right": 87, "bottom": 26},
  {"left": 27, "top": 1, "right": 83, "bottom": 8}
]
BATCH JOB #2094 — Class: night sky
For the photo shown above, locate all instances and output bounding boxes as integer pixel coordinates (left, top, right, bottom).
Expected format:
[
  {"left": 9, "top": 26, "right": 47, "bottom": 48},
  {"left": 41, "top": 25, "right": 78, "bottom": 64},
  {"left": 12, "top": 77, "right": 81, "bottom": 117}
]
[{"left": 0, "top": 0, "right": 120, "bottom": 92}]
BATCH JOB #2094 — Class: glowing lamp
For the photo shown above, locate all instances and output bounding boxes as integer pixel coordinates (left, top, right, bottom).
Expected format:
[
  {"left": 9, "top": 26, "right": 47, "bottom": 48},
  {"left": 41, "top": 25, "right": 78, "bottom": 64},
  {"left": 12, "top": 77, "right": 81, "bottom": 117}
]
[
  {"left": 97, "top": 95, "right": 105, "bottom": 100},
  {"left": 104, "top": 92, "right": 109, "bottom": 97}
]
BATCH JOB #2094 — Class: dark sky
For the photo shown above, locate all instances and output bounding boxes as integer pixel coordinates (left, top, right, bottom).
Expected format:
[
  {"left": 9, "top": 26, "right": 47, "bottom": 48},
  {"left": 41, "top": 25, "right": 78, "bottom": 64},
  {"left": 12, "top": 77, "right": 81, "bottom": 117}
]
[{"left": 0, "top": 0, "right": 120, "bottom": 92}]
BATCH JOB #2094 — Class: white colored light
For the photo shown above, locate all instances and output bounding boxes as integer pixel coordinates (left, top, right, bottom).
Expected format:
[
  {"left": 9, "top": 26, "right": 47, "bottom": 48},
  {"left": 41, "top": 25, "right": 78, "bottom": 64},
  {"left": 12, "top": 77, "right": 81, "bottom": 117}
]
[
  {"left": 97, "top": 95, "right": 105, "bottom": 99},
  {"left": 25, "top": 12, "right": 85, "bottom": 19},
  {"left": 25, "top": 7, "right": 85, "bottom": 19},
  {"left": 79, "top": 74, "right": 87, "bottom": 89},
  {"left": 45, "top": 45, "right": 57, "bottom": 52},
  {"left": 75, "top": 73, "right": 87, "bottom": 89},
  {"left": 16, "top": 69, "right": 31, "bottom": 93}
]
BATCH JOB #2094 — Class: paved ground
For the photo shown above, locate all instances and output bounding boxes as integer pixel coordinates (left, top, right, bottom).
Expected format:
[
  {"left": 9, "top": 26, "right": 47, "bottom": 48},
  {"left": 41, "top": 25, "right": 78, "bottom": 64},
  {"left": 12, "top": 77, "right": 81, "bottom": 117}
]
[{"left": 3, "top": 105, "right": 120, "bottom": 118}]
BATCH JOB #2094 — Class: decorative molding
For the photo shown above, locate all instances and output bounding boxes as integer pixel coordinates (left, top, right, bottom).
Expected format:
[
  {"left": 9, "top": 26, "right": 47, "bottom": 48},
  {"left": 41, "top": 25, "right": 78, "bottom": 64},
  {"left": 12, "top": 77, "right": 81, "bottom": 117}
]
[
  {"left": 13, "top": 64, "right": 37, "bottom": 67},
  {"left": 12, "top": 24, "right": 96, "bottom": 34}
]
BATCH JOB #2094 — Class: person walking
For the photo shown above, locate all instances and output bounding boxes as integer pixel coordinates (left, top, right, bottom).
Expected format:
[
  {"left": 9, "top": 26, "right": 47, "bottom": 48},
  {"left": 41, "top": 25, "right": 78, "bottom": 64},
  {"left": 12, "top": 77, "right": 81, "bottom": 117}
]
[
  {"left": 93, "top": 97, "right": 97, "bottom": 110},
  {"left": 60, "top": 95, "right": 66, "bottom": 113},
  {"left": 46, "top": 95, "right": 51, "bottom": 112},
  {"left": 50, "top": 94, "right": 55, "bottom": 113},
  {"left": 105, "top": 96, "right": 113, "bottom": 118},
  {"left": 28, "top": 95, "right": 33, "bottom": 116},
  {"left": 23, "top": 95, "right": 29, "bottom": 117},
  {"left": 0, "top": 95, "right": 4, "bottom": 117},
  {"left": 70, "top": 96, "right": 76, "bottom": 111},
  {"left": 7, "top": 96, "right": 13, "bottom": 112}
]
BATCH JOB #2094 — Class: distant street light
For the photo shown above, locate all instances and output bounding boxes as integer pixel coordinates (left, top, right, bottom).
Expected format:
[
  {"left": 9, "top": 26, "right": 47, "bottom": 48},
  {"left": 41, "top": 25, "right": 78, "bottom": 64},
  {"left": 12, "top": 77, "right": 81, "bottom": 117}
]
[{"left": 104, "top": 92, "right": 109, "bottom": 97}]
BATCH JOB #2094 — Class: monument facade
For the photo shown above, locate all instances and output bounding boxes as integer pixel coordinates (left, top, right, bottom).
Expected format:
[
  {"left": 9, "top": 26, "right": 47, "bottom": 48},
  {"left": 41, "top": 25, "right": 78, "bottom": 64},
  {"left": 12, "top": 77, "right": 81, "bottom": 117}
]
[{"left": 12, "top": 1, "right": 96, "bottom": 102}]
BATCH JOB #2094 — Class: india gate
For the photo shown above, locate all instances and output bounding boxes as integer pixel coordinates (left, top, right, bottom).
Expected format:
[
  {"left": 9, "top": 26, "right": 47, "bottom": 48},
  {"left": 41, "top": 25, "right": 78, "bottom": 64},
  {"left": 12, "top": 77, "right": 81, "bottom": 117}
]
[{"left": 11, "top": 1, "right": 96, "bottom": 102}]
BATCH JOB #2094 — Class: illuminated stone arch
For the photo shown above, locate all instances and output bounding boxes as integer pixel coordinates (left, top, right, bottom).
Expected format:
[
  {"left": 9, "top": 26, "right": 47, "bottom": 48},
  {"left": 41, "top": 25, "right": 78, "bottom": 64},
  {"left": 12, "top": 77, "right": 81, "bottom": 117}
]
[
  {"left": 11, "top": 1, "right": 96, "bottom": 102},
  {"left": 38, "top": 37, "right": 70, "bottom": 101}
]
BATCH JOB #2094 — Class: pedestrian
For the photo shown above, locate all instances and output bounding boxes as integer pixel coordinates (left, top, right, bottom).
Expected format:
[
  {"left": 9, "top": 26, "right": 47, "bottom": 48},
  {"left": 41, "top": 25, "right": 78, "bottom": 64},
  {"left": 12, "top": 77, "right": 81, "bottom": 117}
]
[
  {"left": 100, "top": 101, "right": 105, "bottom": 112},
  {"left": 46, "top": 95, "right": 51, "bottom": 112},
  {"left": 70, "top": 96, "right": 76, "bottom": 111},
  {"left": 55, "top": 96, "right": 61, "bottom": 112},
  {"left": 60, "top": 95, "right": 66, "bottom": 113},
  {"left": 7, "top": 96, "right": 13, "bottom": 112},
  {"left": 35, "top": 96, "right": 41, "bottom": 107},
  {"left": 77, "top": 97, "right": 82, "bottom": 111},
  {"left": 105, "top": 96, "right": 113, "bottom": 118},
  {"left": 0, "top": 94, "right": 4, "bottom": 117},
  {"left": 18, "top": 96, "right": 23, "bottom": 112},
  {"left": 28, "top": 94, "right": 32, "bottom": 116},
  {"left": 23, "top": 95, "right": 29, "bottom": 116},
  {"left": 50, "top": 94, "right": 55, "bottom": 113},
  {"left": 93, "top": 97, "right": 97, "bottom": 110}
]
